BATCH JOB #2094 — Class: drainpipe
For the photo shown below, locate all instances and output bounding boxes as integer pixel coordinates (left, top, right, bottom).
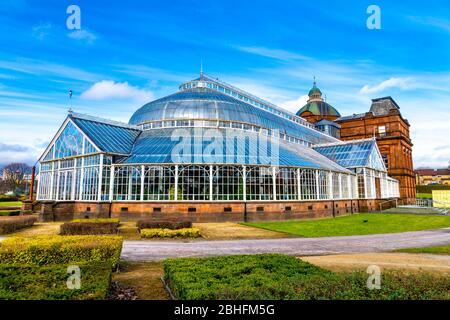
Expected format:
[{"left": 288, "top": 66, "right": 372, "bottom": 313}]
[{"left": 29, "top": 166, "right": 36, "bottom": 201}]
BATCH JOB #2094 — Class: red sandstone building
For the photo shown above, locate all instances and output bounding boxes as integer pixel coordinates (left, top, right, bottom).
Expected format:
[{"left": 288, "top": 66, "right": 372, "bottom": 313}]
[{"left": 297, "top": 83, "right": 415, "bottom": 204}]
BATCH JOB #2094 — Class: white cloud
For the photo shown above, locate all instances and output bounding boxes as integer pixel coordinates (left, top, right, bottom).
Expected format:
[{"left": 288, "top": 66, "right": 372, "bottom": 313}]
[
  {"left": 80, "top": 80, "right": 153, "bottom": 103},
  {"left": 234, "top": 46, "right": 309, "bottom": 61},
  {"left": 360, "top": 77, "right": 411, "bottom": 94},
  {"left": 408, "top": 16, "right": 450, "bottom": 33},
  {"left": 0, "top": 57, "right": 102, "bottom": 82},
  {"left": 279, "top": 95, "right": 309, "bottom": 113},
  {"left": 67, "top": 29, "right": 97, "bottom": 44},
  {"left": 32, "top": 23, "right": 52, "bottom": 40}
]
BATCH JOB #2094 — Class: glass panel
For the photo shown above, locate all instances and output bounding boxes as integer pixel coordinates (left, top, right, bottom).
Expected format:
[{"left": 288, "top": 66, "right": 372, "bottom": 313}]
[
  {"left": 178, "top": 165, "right": 210, "bottom": 201},
  {"left": 55, "top": 122, "right": 83, "bottom": 159},
  {"left": 246, "top": 167, "right": 273, "bottom": 200},
  {"left": 212, "top": 166, "right": 243, "bottom": 201}
]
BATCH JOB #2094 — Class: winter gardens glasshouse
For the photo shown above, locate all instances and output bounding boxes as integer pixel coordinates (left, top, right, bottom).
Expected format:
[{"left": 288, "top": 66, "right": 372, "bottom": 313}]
[{"left": 34, "top": 74, "right": 399, "bottom": 221}]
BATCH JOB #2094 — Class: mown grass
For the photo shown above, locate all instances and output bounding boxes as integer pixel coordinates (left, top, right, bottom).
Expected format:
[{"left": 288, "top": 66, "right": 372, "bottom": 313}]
[
  {"left": 397, "top": 244, "right": 450, "bottom": 255},
  {"left": 243, "top": 213, "right": 450, "bottom": 237},
  {"left": 164, "top": 254, "right": 450, "bottom": 300}
]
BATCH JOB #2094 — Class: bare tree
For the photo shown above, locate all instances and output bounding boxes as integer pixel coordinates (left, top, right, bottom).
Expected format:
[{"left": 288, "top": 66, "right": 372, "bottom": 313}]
[
  {"left": 0, "top": 180, "right": 13, "bottom": 194},
  {"left": 2, "top": 163, "right": 31, "bottom": 193}
]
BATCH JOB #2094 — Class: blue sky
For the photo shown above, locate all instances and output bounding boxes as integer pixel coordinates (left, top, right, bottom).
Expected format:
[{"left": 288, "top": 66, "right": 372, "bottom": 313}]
[{"left": 0, "top": 0, "right": 449, "bottom": 168}]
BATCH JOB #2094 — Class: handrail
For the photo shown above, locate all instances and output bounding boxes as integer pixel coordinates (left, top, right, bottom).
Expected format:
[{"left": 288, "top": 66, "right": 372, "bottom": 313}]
[{"left": 379, "top": 198, "right": 398, "bottom": 212}]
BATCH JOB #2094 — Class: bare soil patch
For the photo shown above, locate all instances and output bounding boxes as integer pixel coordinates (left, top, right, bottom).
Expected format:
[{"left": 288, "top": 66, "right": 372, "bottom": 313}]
[
  {"left": 301, "top": 252, "right": 450, "bottom": 274},
  {"left": 6, "top": 222, "right": 62, "bottom": 237},
  {"left": 194, "top": 222, "right": 290, "bottom": 240},
  {"left": 112, "top": 262, "right": 168, "bottom": 300}
]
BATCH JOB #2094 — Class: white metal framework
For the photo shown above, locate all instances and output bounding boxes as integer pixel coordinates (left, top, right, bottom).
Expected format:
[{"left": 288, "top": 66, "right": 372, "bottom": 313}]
[{"left": 38, "top": 156, "right": 400, "bottom": 202}]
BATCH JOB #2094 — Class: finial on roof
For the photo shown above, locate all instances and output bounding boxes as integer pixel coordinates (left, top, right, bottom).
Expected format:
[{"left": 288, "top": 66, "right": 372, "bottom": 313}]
[
  {"left": 313, "top": 76, "right": 316, "bottom": 86},
  {"left": 200, "top": 58, "right": 203, "bottom": 77},
  {"left": 68, "top": 108, "right": 73, "bottom": 115}
]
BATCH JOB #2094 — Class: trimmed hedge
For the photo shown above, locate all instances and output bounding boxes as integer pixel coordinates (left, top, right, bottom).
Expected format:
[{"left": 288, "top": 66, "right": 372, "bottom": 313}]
[
  {"left": 72, "top": 218, "right": 120, "bottom": 223},
  {"left": 0, "top": 262, "right": 112, "bottom": 300},
  {"left": 136, "top": 220, "right": 192, "bottom": 230},
  {"left": 0, "top": 235, "right": 123, "bottom": 266},
  {"left": 141, "top": 228, "right": 201, "bottom": 239},
  {"left": 417, "top": 185, "right": 450, "bottom": 193},
  {"left": 0, "top": 210, "right": 21, "bottom": 217},
  {"left": 164, "top": 254, "right": 450, "bottom": 300},
  {"left": 0, "top": 195, "right": 19, "bottom": 202},
  {"left": 60, "top": 220, "right": 120, "bottom": 235},
  {"left": 0, "top": 216, "right": 36, "bottom": 234}
]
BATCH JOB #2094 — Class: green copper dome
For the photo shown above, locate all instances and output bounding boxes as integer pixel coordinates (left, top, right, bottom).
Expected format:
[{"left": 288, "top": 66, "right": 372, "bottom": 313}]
[
  {"left": 296, "top": 101, "right": 341, "bottom": 117},
  {"left": 297, "top": 81, "right": 341, "bottom": 117},
  {"left": 308, "top": 84, "right": 322, "bottom": 96}
]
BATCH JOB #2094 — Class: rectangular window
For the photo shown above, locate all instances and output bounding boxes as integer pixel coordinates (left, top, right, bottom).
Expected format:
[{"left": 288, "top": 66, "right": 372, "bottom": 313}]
[
  {"left": 382, "top": 154, "right": 389, "bottom": 170},
  {"left": 378, "top": 125, "right": 386, "bottom": 137}
]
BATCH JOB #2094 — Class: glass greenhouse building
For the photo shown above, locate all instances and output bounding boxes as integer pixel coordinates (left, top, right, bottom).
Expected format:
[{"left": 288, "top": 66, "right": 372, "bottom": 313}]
[{"left": 36, "top": 74, "right": 399, "bottom": 208}]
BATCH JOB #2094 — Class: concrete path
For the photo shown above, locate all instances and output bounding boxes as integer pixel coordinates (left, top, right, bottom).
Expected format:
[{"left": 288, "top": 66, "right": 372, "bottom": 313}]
[{"left": 121, "top": 228, "right": 450, "bottom": 261}]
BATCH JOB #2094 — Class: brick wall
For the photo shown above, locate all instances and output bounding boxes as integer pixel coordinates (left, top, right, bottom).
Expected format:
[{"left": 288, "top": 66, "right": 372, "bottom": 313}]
[{"left": 31, "top": 199, "right": 367, "bottom": 222}]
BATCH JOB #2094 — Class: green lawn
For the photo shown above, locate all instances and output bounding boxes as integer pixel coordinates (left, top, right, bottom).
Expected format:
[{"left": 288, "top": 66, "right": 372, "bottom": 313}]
[
  {"left": 0, "top": 201, "right": 22, "bottom": 207},
  {"left": 397, "top": 244, "right": 450, "bottom": 255},
  {"left": 243, "top": 213, "right": 450, "bottom": 237}
]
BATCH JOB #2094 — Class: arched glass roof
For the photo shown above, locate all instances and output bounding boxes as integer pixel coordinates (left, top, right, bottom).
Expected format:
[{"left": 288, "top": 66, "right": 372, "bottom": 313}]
[
  {"left": 129, "top": 89, "right": 338, "bottom": 145},
  {"left": 117, "top": 127, "right": 350, "bottom": 172}
]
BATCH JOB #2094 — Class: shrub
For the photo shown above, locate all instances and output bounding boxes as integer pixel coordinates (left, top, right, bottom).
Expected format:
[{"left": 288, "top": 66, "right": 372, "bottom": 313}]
[
  {"left": 0, "top": 262, "right": 112, "bottom": 300},
  {"left": 416, "top": 185, "right": 450, "bottom": 193},
  {"left": 136, "top": 219, "right": 192, "bottom": 230},
  {"left": 0, "top": 215, "right": 36, "bottom": 234},
  {"left": 60, "top": 220, "right": 120, "bottom": 235},
  {"left": 141, "top": 228, "right": 200, "bottom": 239},
  {"left": 0, "top": 210, "right": 21, "bottom": 216},
  {"left": 163, "top": 254, "right": 450, "bottom": 300},
  {"left": 0, "top": 235, "right": 123, "bottom": 267},
  {"left": 0, "top": 195, "right": 19, "bottom": 202},
  {"left": 72, "top": 218, "right": 120, "bottom": 223}
]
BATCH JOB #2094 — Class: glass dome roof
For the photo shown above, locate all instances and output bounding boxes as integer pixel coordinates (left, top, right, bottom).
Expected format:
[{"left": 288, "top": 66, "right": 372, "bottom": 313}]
[{"left": 129, "top": 88, "right": 337, "bottom": 145}]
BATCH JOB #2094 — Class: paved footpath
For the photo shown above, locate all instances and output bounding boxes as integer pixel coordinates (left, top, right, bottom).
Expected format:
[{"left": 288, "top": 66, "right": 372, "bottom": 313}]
[{"left": 121, "top": 228, "right": 450, "bottom": 261}]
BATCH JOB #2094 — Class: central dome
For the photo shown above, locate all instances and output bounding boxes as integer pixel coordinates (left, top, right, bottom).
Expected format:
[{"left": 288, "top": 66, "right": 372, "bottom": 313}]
[
  {"left": 129, "top": 87, "right": 337, "bottom": 146},
  {"left": 296, "top": 101, "right": 341, "bottom": 117},
  {"left": 296, "top": 81, "right": 341, "bottom": 118}
]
